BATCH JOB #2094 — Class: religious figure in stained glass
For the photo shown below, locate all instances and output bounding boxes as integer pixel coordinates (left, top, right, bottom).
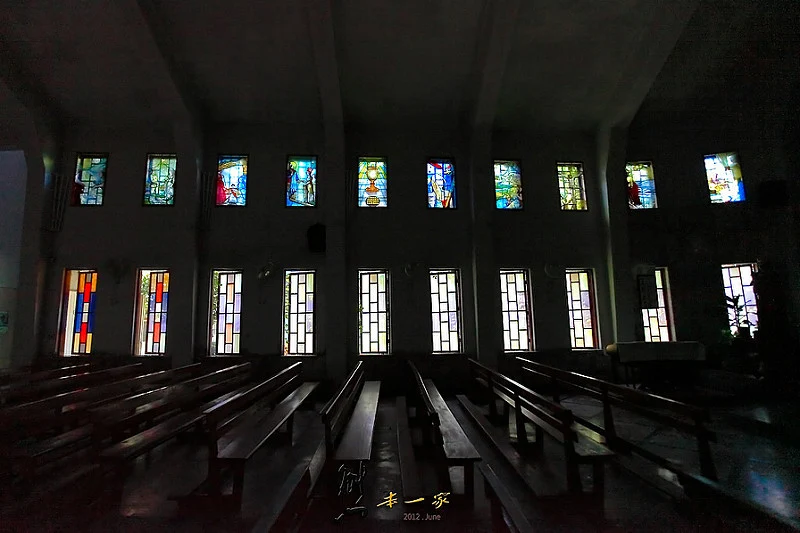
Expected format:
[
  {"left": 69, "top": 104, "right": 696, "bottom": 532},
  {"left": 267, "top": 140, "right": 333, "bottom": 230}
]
[
  {"left": 705, "top": 152, "right": 745, "bottom": 204},
  {"left": 217, "top": 156, "right": 248, "bottom": 206},
  {"left": 626, "top": 162, "right": 657, "bottom": 209},
  {"left": 427, "top": 159, "right": 456, "bottom": 208},
  {"left": 557, "top": 163, "right": 588, "bottom": 210},
  {"left": 144, "top": 155, "right": 176, "bottom": 205},
  {"left": 494, "top": 160, "right": 522, "bottom": 209},
  {"left": 358, "top": 158, "right": 387, "bottom": 207},
  {"left": 286, "top": 156, "right": 317, "bottom": 207},
  {"left": 73, "top": 154, "right": 108, "bottom": 205}
]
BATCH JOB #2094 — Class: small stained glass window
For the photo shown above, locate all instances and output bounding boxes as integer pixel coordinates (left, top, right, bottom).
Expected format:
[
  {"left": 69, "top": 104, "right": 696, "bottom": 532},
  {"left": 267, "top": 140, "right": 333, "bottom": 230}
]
[
  {"left": 494, "top": 160, "right": 523, "bottom": 209},
  {"left": 429, "top": 269, "right": 462, "bottom": 353},
  {"left": 217, "top": 156, "right": 248, "bottom": 206},
  {"left": 358, "top": 270, "right": 391, "bottom": 355},
  {"left": 705, "top": 152, "right": 745, "bottom": 204},
  {"left": 134, "top": 269, "right": 169, "bottom": 355},
  {"left": 144, "top": 154, "right": 176, "bottom": 205},
  {"left": 500, "top": 269, "right": 534, "bottom": 352},
  {"left": 641, "top": 268, "right": 674, "bottom": 341},
  {"left": 721, "top": 263, "right": 759, "bottom": 335},
  {"left": 283, "top": 270, "right": 315, "bottom": 355},
  {"left": 286, "top": 156, "right": 317, "bottom": 207},
  {"left": 558, "top": 163, "right": 588, "bottom": 210},
  {"left": 565, "top": 269, "right": 598, "bottom": 348},
  {"left": 358, "top": 158, "right": 387, "bottom": 207},
  {"left": 59, "top": 269, "right": 98, "bottom": 356},
  {"left": 210, "top": 270, "right": 243, "bottom": 355},
  {"left": 626, "top": 161, "right": 657, "bottom": 209},
  {"left": 73, "top": 154, "right": 108, "bottom": 205},
  {"left": 427, "top": 159, "right": 456, "bottom": 208}
]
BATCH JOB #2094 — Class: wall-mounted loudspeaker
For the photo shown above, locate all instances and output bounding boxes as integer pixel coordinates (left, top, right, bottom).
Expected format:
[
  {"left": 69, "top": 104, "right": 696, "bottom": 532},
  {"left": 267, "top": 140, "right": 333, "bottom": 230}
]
[{"left": 307, "top": 223, "right": 326, "bottom": 253}]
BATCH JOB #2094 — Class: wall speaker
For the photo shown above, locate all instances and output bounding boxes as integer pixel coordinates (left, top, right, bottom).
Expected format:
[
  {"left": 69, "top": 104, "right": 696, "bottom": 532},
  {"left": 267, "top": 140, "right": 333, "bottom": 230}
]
[{"left": 307, "top": 223, "right": 326, "bottom": 253}]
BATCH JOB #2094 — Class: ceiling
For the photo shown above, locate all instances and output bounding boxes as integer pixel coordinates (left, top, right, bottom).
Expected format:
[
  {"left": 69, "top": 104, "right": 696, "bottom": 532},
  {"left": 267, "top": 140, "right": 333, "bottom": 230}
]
[{"left": 0, "top": 0, "right": 795, "bottom": 134}]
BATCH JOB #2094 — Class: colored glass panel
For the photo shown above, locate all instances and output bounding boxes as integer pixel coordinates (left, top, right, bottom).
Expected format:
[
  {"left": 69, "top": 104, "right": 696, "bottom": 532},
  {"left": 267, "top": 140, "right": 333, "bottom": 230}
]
[
  {"left": 210, "top": 270, "right": 243, "bottom": 355},
  {"left": 558, "top": 163, "right": 588, "bottom": 210},
  {"left": 565, "top": 269, "right": 598, "bottom": 348},
  {"left": 283, "top": 270, "right": 315, "bottom": 355},
  {"left": 59, "top": 269, "right": 98, "bottom": 356},
  {"left": 722, "top": 263, "right": 759, "bottom": 335},
  {"left": 286, "top": 156, "right": 317, "bottom": 207},
  {"left": 429, "top": 269, "right": 462, "bottom": 353},
  {"left": 73, "top": 155, "right": 107, "bottom": 205},
  {"left": 494, "top": 160, "right": 522, "bottom": 209},
  {"left": 144, "top": 155, "right": 176, "bottom": 205},
  {"left": 500, "top": 269, "right": 534, "bottom": 352},
  {"left": 626, "top": 161, "right": 657, "bottom": 209},
  {"left": 135, "top": 269, "right": 169, "bottom": 355},
  {"left": 357, "top": 158, "right": 387, "bottom": 207},
  {"left": 641, "top": 268, "right": 674, "bottom": 342},
  {"left": 427, "top": 159, "right": 456, "bottom": 208},
  {"left": 216, "top": 156, "right": 248, "bottom": 206},
  {"left": 706, "top": 152, "right": 745, "bottom": 203},
  {"left": 358, "top": 270, "right": 390, "bottom": 355}
]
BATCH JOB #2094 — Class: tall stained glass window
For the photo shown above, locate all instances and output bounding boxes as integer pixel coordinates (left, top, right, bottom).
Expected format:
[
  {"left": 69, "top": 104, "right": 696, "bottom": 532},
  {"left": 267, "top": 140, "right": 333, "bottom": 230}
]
[
  {"left": 494, "top": 160, "right": 523, "bottom": 209},
  {"left": 59, "top": 269, "right": 98, "bottom": 356},
  {"left": 500, "top": 270, "right": 534, "bottom": 352},
  {"left": 722, "top": 263, "right": 759, "bottom": 335},
  {"left": 358, "top": 270, "right": 390, "bottom": 355},
  {"left": 134, "top": 269, "right": 169, "bottom": 355},
  {"left": 144, "top": 154, "right": 176, "bottom": 205},
  {"left": 627, "top": 161, "right": 657, "bottom": 209},
  {"left": 429, "top": 269, "right": 462, "bottom": 353},
  {"left": 565, "top": 269, "right": 598, "bottom": 348},
  {"left": 427, "top": 159, "right": 456, "bottom": 208},
  {"left": 284, "top": 270, "right": 315, "bottom": 355},
  {"left": 641, "top": 268, "right": 674, "bottom": 342},
  {"left": 358, "top": 158, "right": 387, "bottom": 207},
  {"left": 216, "top": 156, "right": 248, "bottom": 206},
  {"left": 73, "top": 154, "right": 108, "bottom": 205},
  {"left": 558, "top": 163, "right": 588, "bottom": 210},
  {"left": 210, "top": 270, "right": 243, "bottom": 355},
  {"left": 705, "top": 152, "right": 745, "bottom": 204},
  {"left": 286, "top": 156, "right": 317, "bottom": 207}
]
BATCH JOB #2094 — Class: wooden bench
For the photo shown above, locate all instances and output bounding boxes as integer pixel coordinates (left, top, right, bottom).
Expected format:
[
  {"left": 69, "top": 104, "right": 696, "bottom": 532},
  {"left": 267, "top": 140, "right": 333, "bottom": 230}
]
[
  {"left": 516, "top": 355, "right": 718, "bottom": 481},
  {"left": 0, "top": 363, "right": 91, "bottom": 387},
  {"left": 320, "top": 362, "right": 381, "bottom": 466},
  {"left": 396, "top": 396, "right": 423, "bottom": 501},
  {"left": 478, "top": 462, "right": 534, "bottom": 533},
  {"left": 408, "top": 361, "right": 480, "bottom": 499},
  {"left": 470, "top": 359, "right": 613, "bottom": 503}
]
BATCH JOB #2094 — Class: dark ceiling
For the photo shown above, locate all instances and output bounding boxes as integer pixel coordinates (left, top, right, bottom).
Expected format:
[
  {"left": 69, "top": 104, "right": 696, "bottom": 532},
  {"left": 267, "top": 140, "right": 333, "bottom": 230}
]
[{"left": 0, "top": 0, "right": 796, "bottom": 133}]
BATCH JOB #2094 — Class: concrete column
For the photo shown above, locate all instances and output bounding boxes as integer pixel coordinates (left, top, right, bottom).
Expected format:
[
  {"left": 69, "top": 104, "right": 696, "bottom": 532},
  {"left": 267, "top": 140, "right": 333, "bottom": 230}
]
[{"left": 596, "top": 127, "right": 637, "bottom": 345}]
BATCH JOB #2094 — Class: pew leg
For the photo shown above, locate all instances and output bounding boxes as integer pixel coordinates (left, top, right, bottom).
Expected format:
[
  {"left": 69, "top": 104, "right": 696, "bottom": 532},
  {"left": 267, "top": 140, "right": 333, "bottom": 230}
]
[
  {"left": 463, "top": 463, "right": 475, "bottom": 508},
  {"left": 592, "top": 461, "right": 606, "bottom": 508},
  {"left": 231, "top": 462, "right": 245, "bottom": 511}
]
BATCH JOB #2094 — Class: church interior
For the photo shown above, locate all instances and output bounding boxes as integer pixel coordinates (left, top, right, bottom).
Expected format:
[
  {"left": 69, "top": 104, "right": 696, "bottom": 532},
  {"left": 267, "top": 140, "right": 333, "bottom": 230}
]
[{"left": 1, "top": 0, "right": 799, "bottom": 531}]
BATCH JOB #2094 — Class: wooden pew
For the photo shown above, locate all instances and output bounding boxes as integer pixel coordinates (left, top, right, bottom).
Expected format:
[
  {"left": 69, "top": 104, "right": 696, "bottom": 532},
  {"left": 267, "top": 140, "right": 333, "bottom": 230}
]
[
  {"left": 406, "top": 361, "right": 439, "bottom": 445},
  {"left": 470, "top": 359, "right": 613, "bottom": 503},
  {"left": 396, "top": 396, "right": 423, "bottom": 501},
  {"left": 407, "top": 361, "right": 480, "bottom": 499},
  {"left": 515, "top": 356, "right": 718, "bottom": 481},
  {"left": 0, "top": 362, "right": 145, "bottom": 405},
  {"left": 0, "top": 363, "right": 91, "bottom": 387},
  {"left": 478, "top": 462, "right": 535, "bottom": 533},
  {"left": 320, "top": 361, "right": 381, "bottom": 466}
]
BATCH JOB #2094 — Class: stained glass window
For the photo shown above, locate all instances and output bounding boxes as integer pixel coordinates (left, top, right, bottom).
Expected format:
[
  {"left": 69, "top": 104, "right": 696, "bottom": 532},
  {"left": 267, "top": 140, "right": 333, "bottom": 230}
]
[
  {"left": 358, "top": 270, "right": 390, "bottom": 355},
  {"left": 144, "top": 154, "right": 176, "bottom": 205},
  {"left": 626, "top": 162, "right": 657, "bottom": 209},
  {"left": 500, "top": 269, "right": 534, "bottom": 352},
  {"left": 210, "top": 270, "right": 243, "bottom": 355},
  {"left": 565, "top": 269, "right": 598, "bottom": 348},
  {"left": 358, "top": 158, "right": 387, "bottom": 207},
  {"left": 427, "top": 159, "right": 456, "bottom": 208},
  {"left": 73, "top": 154, "right": 107, "bottom": 205},
  {"left": 558, "top": 163, "right": 588, "bottom": 210},
  {"left": 641, "top": 269, "right": 674, "bottom": 342},
  {"left": 283, "top": 270, "right": 315, "bottom": 355},
  {"left": 59, "top": 269, "right": 98, "bottom": 356},
  {"left": 706, "top": 152, "right": 745, "bottom": 203},
  {"left": 286, "top": 156, "right": 317, "bottom": 207},
  {"left": 722, "top": 263, "right": 759, "bottom": 335},
  {"left": 429, "top": 269, "right": 462, "bottom": 353},
  {"left": 135, "top": 269, "right": 169, "bottom": 355},
  {"left": 494, "top": 160, "right": 523, "bottom": 209},
  {"left": 217, "top": 156, "right": 248, "bottom": 206}
]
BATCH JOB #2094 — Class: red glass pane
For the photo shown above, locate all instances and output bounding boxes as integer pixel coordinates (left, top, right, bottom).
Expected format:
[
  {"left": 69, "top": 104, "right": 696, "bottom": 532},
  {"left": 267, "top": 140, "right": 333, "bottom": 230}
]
[
  {"left": 156, "top": 282, "right": 163, "bottom": 303},
  {"left": 153, "top": 322, "right": 161, "bottom": 343},
  {"left": 80, "top": 322, "right": 88, "bottom": 342}
]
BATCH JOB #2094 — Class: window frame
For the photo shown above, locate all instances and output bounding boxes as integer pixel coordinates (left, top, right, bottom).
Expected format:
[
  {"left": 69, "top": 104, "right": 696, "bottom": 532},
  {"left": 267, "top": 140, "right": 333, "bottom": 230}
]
[
  {"left": 132, "top": 268, "right": 170, "bottom": 356},
  {"left": 564, "top": 268, "right": 600, "bottom": 349},
  {"left": 72, "top": 153, "right": 109, "bottom": 207},
  {"left": 426, "top": 157, "right": 458, "bottom": 209},
  {"left": 626, "top": 161, "right": 658, "bottom": 210},
  {"left": 357, "top": 268, "right": 392, "bottom": 356},
  {"left": 209, "top": 268, "right": 244, "bottom": 356},
  {"left": 556, "top": 161, "right": 589, "bottom": 211},
  {"left": 57, "top": 268, "right": 99, "bottom": 356},
  {"left": 493, "top": 159, "right": 524, "bottom": 210},
  {"left": 285, "top": 154, "right": 319, "bottom": 208},
  {"left": 357, "top": 156, "right": 388, "bottom": 208},
  {"left": 282, "top": 269, "right": 317, "bottom": 356},
  {"left": 499, "top": 268, "right": 535, "bottom": 353},
  {"left": 215, "top": 154, "right": 249, "bottom": 207},
  {"left": 641, "top": 267, "right": 676, "bottom": 342},
  {"left": 143, "top": 153, "right": 177, "bottom": 207},
  {"left": 428, "top": 268, "right": 464, "bottom": 354}
]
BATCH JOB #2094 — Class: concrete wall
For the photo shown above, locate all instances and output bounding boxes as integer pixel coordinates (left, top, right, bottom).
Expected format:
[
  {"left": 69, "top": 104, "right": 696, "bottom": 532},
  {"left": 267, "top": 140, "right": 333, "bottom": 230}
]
[{"left": 0, "top": 151, "right": 27, "bottom": 367}]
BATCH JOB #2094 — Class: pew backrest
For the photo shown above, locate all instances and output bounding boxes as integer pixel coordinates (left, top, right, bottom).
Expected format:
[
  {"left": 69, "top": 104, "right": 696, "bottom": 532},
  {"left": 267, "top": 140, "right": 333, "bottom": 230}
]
[{"left": 320, "top": 361, "right": 364, "bottom": 451}]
